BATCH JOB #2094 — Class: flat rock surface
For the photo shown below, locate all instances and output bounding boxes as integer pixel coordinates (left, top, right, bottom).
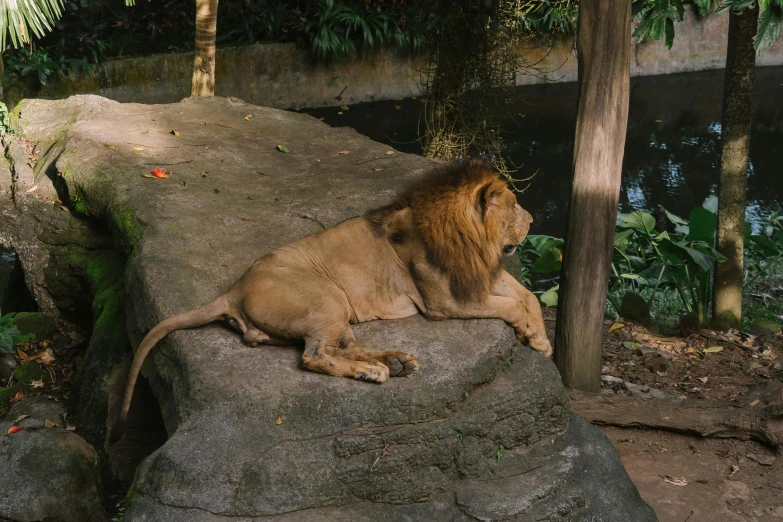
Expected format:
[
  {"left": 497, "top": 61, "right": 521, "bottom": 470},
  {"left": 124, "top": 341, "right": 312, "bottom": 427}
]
[{"left": 10, "top": 95, "right": 655, "bottom": 520}]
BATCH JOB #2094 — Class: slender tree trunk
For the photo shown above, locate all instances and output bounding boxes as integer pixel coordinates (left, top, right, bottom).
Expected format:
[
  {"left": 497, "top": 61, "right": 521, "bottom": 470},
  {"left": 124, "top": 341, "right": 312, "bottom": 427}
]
[
  {"left": 0, "top": 52, "right": 5, "bottom": 101},
  {"left": 554, "top": 0, "right": 631, "bottom": 392},
  {"left": 191, "top": 0, "right": 219, "bottom": 97},
  {"left": 713, "top": 5, "right": 758, "bottom": 329}
]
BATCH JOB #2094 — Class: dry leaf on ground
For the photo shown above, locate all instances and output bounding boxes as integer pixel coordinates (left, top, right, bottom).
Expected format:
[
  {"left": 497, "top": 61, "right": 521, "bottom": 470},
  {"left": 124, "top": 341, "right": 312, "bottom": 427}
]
[
  {"left": 661, "top": 475, "right": 688, "bottom": 486},
  {"left": 6, "top": 426, "right": 24, "bottom": 436},
  {"left": 609, "top": 322, "right": 624, "bottom": 333}
]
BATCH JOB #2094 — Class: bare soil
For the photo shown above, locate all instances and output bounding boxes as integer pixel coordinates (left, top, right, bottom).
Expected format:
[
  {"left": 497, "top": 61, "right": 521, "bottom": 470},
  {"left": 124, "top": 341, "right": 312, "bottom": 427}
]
[
  {"left": 541, "top": 307, "right": 783, "bottom": 520},
  {"left": 602, "top": 426, "right": 782, "bottom": 522},
  {"left": 542, "top": 308, "right": 783, "bottom": 402}
]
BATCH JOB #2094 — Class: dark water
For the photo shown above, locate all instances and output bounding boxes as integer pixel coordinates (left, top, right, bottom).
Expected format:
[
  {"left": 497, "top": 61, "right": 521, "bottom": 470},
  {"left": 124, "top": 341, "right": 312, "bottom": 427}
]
[{"left": 305, "top": 66, "right": 783, "bottom": 238}]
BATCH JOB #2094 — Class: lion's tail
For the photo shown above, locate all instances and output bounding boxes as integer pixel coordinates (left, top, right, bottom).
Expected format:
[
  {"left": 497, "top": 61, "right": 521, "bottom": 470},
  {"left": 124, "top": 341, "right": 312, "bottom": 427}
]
[{"left": 109, "top": 295, "right": 229, "bottom": 444}]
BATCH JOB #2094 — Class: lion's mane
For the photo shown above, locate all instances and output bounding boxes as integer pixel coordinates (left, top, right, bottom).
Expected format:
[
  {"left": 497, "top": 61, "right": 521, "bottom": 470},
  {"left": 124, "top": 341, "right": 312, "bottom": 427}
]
[{"left": 367, "top": 160, "right": 508, "bottom": 303}]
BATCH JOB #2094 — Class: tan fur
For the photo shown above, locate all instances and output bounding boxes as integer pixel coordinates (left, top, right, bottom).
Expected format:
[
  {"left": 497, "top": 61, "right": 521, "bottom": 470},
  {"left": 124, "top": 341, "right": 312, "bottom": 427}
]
[{"left": 110, "top": 160, "right": 552, "bottom": 443}]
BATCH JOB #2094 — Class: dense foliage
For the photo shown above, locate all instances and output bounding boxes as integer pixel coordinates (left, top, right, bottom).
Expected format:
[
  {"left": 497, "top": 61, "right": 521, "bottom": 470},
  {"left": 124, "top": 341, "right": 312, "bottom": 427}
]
[
  {"left": 2, "top": 0, "right": 577, "bottom": 87},
  {"left": 634, "top": 0, "right": 783, "bottom": 50},
  {"left": 519, "top": 203, "right": 783, "bottom": 331}
]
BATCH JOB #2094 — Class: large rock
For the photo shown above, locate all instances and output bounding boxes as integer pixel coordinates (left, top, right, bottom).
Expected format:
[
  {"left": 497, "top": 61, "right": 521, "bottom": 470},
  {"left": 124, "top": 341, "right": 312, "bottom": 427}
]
[
  {"left": 7, "top": 95, "right": 656, "bottom": 521},
  {"left": 0, "top": 398, "right": 103, "bottom": 522}
]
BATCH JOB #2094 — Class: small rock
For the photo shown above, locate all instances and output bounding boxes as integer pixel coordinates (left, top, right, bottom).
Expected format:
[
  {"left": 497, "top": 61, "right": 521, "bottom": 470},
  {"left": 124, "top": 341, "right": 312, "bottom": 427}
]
[
  {"left": 746, "top": 453, "right": 776, "bottom": 466},
  {"left": 750, "top": 318, "right": 780, "bottom": 337},
  {"left": 726, "top": 497, "right": 744, "bottom": 508},
  {"left": 0, "top": 398, "right": 103, "bottom": 522},
  {"left": 12, "top": 312, "right": 55, "bottom": 341},
  {"left": 620, "top": 292, "right": 652, "bottom": 325},
  {"left": 0, "top": 353, "right": 17, "bottom": 382}
]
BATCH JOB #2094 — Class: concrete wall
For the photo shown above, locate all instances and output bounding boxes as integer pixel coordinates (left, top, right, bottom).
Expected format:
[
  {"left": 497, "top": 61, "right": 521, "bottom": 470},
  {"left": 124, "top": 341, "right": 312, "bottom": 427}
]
[{"left": 21, "top": 7, "right": 783, "bottom": 110}]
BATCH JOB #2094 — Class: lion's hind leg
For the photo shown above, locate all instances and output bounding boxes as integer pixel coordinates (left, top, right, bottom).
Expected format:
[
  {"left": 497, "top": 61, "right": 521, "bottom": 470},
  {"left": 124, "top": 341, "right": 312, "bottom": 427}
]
[
  {"left": 302, "top": 332, "right": 390, "bottom": 383},
  {"left": 243, "top": 328, "right": 289, "bottom": 347},
  {"left": 338, "top": 327, "right": 419, "bottom": 377}
]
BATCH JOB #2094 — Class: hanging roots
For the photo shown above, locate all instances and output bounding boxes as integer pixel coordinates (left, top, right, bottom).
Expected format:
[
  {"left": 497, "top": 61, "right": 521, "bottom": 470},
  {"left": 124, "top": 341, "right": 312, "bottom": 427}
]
[{"left": 417, "top": 0, "right": 567, "bottom": 178}]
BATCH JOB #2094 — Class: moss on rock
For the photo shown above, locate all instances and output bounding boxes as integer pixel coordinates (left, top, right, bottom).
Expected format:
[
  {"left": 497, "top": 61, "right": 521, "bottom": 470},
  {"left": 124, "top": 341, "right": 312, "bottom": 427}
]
[
  {"left": 115, "top": 209, "right": 144, "bottom": 253},
  {"left": 70, "top": 250, "right": 132, "bottom": 448},
  {"left": 12, "top": 312, "right": 55, "bottom": 339},
  {"left": 0, "top": 361, "right": 50, "bottom": 415}
]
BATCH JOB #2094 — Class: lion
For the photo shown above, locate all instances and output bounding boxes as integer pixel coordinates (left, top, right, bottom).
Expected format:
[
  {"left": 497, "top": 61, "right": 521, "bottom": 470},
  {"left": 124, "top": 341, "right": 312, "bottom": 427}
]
[{"left": 110, "top": 160, "right": 552, "bottom": 443}]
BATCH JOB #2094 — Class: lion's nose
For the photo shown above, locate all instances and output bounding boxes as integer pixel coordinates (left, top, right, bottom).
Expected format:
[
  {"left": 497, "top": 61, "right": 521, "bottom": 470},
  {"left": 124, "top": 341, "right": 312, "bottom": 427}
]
[{"left": 516, "top": 204, "right": 533, "bottom": 225}]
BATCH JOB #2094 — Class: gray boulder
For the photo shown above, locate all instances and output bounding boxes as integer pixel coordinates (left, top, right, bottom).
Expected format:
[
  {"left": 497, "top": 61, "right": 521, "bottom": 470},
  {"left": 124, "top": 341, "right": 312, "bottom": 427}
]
[
  {"left": 6, "top": 95, "right": 656, "bottom": 521},
  {"left": 0, "top": 398, "right": 103, "bottom": 522}
]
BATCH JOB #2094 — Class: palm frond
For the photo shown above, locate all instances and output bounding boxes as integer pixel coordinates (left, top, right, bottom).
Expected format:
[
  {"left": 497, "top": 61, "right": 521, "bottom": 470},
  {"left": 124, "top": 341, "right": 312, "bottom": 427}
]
[{"left": 0, "top": 0, "right": 65, "bottom": 49}]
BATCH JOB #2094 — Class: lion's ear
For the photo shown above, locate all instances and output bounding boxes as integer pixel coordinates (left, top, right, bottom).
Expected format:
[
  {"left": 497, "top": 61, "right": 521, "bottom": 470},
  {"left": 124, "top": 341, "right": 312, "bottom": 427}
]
[{"left": 476, "top": 182, "right": 501, "bottom": 217}]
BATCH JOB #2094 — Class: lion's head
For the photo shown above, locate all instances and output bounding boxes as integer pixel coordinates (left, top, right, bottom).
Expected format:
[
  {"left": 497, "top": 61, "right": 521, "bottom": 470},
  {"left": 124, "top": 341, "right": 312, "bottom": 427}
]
[{"left": 368, "top": 160, "right": 533, "bottom": 303}]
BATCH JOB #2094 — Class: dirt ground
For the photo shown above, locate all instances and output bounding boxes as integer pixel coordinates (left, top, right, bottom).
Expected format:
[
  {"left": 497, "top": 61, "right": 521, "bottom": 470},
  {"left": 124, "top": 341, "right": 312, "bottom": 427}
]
[
  {"left": 539, "top": 307, "right": 783, "bottom": 521},
  {"left": 602, "top": 426, "right": 782, "bottom": 522}
]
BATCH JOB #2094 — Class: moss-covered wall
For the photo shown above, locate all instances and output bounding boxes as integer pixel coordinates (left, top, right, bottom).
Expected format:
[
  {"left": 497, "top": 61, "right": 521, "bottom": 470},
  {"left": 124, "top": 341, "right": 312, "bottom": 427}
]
[{"left": 5, "top": 6, "right": 782, "bottom": 111}]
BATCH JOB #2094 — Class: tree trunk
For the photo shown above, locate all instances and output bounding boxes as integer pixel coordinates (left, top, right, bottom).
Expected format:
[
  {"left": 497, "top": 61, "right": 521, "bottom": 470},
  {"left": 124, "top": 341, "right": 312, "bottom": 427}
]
[
  {"left": 554, "top": 0, "right": 631, "bottom": 392},
  {"left": 191, "top": 0, "right": 219, "bottom": 97},
  {"left": 712, "top": 5, "right": 758, "bottom": 329},
  {"left": 0, "top": 52, "right": 5, "bottom": 101},
  {"left": 570, "top": 388, "right": 783, "bottom": 449}
]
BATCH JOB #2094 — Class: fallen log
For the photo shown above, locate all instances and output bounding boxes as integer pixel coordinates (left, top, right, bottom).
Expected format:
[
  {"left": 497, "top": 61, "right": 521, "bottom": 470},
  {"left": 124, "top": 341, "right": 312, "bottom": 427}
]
[{"left": 570, "top": 387, "right": 783, "bottom": 449}]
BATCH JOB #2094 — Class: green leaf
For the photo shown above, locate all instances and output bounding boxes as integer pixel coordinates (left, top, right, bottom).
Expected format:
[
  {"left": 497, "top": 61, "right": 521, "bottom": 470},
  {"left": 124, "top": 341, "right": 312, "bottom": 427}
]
[
  {"left": 663, "top": 208, "right": 687, "bottom": 226},
  {"left": 532, "top": 248, "right": 562, "bottom": 273},
  {"left": 526, "top": 235, "right": 563, "bottom": 255},
  {"left": 277, "top": 145, "right": 290, "bottom": 153},
  {"left": 658, "top": 239, "right": 717, "bottom": 271},
  {"left": 717, "top": 0, "right": 759, "bottom": 15},
  {"left": 749, "top": 234, "right": 782, "bottom": 255},
  {"left": 540, "top": 285, "right": 559, "bottom": 308},
  {"left": 681, "top": 245, "right": 715, "bottom": 272},
  {"left": 687, "top": 207, "right": 717, "bottom": 243},
  {"left": 638, "top": 263, "right": 676, "bottom": 284},
  {"left": 702, "top": 195, "right": 718, "bottom": 214},
  {"left": 744, "top": 221, "right": 754, "bottom": 239},
  {"left": 623, "top": 341, "right": 642, "bottom": 351},
  {"left": 651, "top": 17, "right": 666, "bottom": 41},
  {"left": 0, "top": 333, "right": 14, "bottom": 354},
  {"left": 614, "top": 228, "right": 635, "bottom": 246},
  {"left": 692, "top": 0, "right": 718, "bottom": 16},
  {"left": 0, "top": 312, "right": 16, "bottom": 328},
  {"left": 622, "top": 211, "right": 656, "bottom": 234},
  {"left": 621, "top": 273, "right": 649, "bottom": 285},
  {"left": 659, "top": 239, "right": 687, "bottom": 266},
  {"left": 665, "top": 18, "right": 675, "bottom": 49},
  {"left": 755, "top": 3, "right": 783, "bottom": 50}
]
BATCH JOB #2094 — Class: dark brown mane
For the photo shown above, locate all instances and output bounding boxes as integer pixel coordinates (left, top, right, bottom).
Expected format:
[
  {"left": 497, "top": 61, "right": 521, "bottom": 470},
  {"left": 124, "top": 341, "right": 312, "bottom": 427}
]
[{"left": 365, "top": 160, "right": 508, "bottom": 302}]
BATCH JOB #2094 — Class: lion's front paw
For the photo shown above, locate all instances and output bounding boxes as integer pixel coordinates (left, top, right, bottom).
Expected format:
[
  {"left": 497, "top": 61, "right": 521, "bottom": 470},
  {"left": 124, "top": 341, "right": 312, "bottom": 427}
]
[
  {"left": 355, "top": 362, "right": 390, "bottom": 383},
  {"left": 515, "top": 327, "right": 553, "bottom": 359},
  {"left": 383, "top": 352, "right": 419, "bottom": 377},
  {"left": 531, "top": 338, "right": 553, "bottom": 358}
]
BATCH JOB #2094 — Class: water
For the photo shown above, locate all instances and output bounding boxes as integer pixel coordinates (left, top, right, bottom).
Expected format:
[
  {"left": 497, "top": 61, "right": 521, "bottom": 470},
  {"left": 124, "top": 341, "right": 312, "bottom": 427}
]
[{"left": 305, "top": 66, "right": 783, "bottom": 238}]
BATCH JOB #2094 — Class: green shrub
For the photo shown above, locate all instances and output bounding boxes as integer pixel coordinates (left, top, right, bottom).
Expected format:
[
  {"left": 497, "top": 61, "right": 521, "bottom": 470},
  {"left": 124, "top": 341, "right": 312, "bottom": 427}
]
[{"left": 518, "top": 200, "right": 783, "bottom": 331}]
